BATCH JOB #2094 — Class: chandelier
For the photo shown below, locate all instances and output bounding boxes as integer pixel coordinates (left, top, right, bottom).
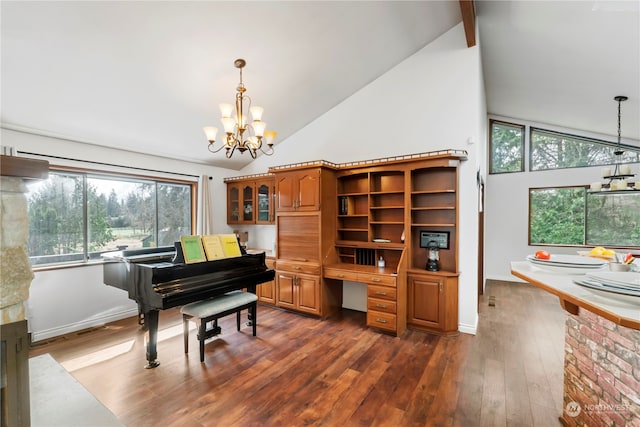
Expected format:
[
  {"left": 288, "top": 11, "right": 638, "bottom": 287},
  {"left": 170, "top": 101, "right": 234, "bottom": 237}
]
[
  {"left": 591, "top": 95, "right": 636, "bottom": 192},
  {"left": 203, "top": 59, "right": 276, "bottom": 159}
]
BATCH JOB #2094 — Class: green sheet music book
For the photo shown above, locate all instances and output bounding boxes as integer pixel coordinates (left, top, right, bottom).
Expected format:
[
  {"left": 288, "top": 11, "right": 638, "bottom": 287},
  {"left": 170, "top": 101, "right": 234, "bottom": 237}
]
[{"left": 180, "top": 235, "right": 207, "bottom": 264}]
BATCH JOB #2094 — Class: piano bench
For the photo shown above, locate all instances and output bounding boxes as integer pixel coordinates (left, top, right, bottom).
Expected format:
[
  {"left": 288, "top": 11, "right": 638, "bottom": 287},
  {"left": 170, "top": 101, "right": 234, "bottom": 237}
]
[{"left": 180, "top": 291, "right": 258, "bottom": 362}]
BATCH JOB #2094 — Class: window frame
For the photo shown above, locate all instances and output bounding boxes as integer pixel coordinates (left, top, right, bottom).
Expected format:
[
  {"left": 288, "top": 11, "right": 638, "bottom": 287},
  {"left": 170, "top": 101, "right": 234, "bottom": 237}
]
[
  {"left": 489, "top": 119, "right": 525, "bottom": 175},
  {"left": 528, "top": 184, "right": 640, "bottom": 249},
  {"left": 529, "top": 127, "right": 640, "bottom": 171},
  {"left": 27, "top": 165, "right": 197, "bottom": 269}
]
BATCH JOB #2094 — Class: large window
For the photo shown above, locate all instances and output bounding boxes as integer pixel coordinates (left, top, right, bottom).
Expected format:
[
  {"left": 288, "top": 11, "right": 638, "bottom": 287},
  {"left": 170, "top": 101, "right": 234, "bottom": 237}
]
[
  {"left": 27, "top": 169, "right": 194, "bottom": 266},
  {"left": 490, "top": 120, "right": 524, "bottom": 174},
  {"left": 530, "top": 128, "right": 640, "bottom": 171},
  {"left": 529, "top": 187, "right": 640, "bottom": 247}
]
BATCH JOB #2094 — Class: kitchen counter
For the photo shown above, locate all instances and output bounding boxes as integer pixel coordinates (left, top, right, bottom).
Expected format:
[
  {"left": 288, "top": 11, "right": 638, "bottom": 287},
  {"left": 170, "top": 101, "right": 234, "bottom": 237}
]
[
  {"left": 511, "top": 261, "right": 639, "bottom": 426},
  {"left": 511, "top": 261, "right": 639, "bottom": 330}
]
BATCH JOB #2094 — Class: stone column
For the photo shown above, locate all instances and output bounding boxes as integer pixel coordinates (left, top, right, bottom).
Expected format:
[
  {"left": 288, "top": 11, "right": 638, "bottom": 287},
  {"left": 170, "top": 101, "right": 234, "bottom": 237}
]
[
  {"left": 0, "top": 154, "right": 48, "bottom": 427},
  {"left": 1, "top": 176, "right": 34, "bottom": 323}
]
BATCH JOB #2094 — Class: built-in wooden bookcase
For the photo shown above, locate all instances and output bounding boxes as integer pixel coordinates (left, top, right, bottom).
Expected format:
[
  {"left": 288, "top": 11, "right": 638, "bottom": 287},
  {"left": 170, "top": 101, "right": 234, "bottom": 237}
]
[
  {"left": 370, "top": 170, "right": 404, "bottom": 244},
  {"left": 337, "top": 172, "right": 368, "bottom": 243},
  {"left": 335, "top": 169, "right": 406, "bottom": 270},
  {"left": 410, "top": 166, "right": 458, "bottom": 273}
]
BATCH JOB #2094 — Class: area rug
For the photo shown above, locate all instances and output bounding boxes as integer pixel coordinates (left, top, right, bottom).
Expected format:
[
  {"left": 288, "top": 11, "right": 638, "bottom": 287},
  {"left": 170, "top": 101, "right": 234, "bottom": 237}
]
[{"left": 29, "top": 353, "right": 123, "bottom": 427}]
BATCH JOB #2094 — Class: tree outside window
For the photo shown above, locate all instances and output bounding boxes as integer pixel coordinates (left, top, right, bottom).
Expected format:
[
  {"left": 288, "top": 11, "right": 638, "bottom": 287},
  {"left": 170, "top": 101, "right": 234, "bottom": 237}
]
[
  {"left": 27, "top": 170, "right": 193, "bottom": 266},
  {"left": 490, "top": 120, "right": 524, "bottom": 174}
]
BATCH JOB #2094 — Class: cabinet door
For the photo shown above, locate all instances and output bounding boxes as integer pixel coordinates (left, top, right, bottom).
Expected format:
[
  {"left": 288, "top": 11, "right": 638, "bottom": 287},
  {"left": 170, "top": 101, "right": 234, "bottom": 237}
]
[
  {"left": 257, "top": 280, "right": 276, "bottom": 305},
  {"left": 296, "top": 171, "right": 320, "bottom": 211},
  {"left": 276, "top": 174, "right": 296, "bottom": 212},
  {"left": 297, "top": 273, "right": 320, "bottom": 315},
  {"left": 256, "top": 180, "right": 274, "bottom": 224},
  {"left": 276, "top": 271, "right": 296, "bottom": 309},
  {"left": 407, "top": 275, "right": 443, "bottom": 329},
  {"left": 227, "top": 183, "right": 241, "bottom": 224},
  {"left": 241, "top": 183, "right": 255, "bottom": 223}
]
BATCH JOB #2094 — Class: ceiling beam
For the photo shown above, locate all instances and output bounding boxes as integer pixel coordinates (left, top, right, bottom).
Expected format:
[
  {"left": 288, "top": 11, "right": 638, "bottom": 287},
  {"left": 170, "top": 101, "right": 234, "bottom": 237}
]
[{"left": 459, "top": 0, "right": 476, "bottom": 48}]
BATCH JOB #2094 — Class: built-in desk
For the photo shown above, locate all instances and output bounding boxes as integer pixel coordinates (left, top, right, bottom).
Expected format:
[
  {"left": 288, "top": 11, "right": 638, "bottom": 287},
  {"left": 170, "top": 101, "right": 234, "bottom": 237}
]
[{"left": 324, "top": 263, "right": 405, "bottom": 335}]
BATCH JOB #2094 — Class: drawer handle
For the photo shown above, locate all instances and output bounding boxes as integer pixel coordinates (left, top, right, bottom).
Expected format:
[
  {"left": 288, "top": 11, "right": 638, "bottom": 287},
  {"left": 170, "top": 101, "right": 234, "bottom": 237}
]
[
  {"left": 375, "top": 291, "right": 387, "bottom": 296},
  {"left": 293, "top": 266, "right": 301, "bottom": 270},
  {"left": 337, "top": 274, "right": 345, "bottom": 278},
  {"left": 372, "top": 278, "right": 381, "bottom": 282},
  {"left": 375, "top": 318, "right": 388, "bottom": 324},
  {"left": 375, "top": 303, "right": 387, "bottom": 308}
]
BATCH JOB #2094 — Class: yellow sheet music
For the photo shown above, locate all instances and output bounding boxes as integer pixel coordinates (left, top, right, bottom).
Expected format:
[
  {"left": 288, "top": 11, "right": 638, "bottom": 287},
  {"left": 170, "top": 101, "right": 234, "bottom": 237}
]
[
  {"left": 201, "top": 235, "right": 226, "bottom": 261},
  {"left": 219, "top": 234, "right": 242, "bottom": 258}
]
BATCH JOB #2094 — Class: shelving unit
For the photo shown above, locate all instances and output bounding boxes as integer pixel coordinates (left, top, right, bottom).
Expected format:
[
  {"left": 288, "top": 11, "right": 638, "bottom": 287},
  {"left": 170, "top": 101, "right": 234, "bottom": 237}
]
[
  {"left": 335, "top": 169, "right": 406, "bottom": 270},
  {"left": 410, "top": 167, "right": 458, "bottom": 273}
]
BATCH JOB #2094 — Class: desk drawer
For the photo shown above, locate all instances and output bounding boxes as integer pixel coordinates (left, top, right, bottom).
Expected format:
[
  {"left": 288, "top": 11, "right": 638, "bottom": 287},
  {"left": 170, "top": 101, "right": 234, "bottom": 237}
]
[
  {"left": 367, "top": 311, "right": 396, "bottom": 332},
  {"left": 276, "top": 260, "right": 320, "bottom": 275},
  {"left": 358, "top": 273, "right": 396, "bottom": 287},
  {"left": 324, "top": 268, "right": 359, "bottom": 282},
  {"left": 367, "top": 297, "right": 396, "bottom": 314},
  {"left": 367, "top": 285, "right": 397, "bottom": 301}
]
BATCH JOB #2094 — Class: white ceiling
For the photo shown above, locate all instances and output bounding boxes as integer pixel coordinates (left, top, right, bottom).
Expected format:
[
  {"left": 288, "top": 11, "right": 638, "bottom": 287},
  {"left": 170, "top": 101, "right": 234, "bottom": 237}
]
[
  {"left": 2, "top": 1, "right": 639, "bottom": 171},
  {"left": 478, "top": 0, "right": 639, "bottom": 148}
]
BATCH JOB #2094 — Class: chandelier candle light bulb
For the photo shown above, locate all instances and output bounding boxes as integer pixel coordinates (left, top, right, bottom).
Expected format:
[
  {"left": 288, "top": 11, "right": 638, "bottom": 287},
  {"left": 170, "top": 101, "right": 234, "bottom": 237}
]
[{"left": 204, "top": 58, "right": 276, "bottom": 159}]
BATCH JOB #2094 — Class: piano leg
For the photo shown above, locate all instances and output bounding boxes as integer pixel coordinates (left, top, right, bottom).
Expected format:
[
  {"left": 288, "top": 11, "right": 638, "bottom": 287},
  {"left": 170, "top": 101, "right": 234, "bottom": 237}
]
[{"left": 144, "top": 310, "right": 161, "bottom": 369}]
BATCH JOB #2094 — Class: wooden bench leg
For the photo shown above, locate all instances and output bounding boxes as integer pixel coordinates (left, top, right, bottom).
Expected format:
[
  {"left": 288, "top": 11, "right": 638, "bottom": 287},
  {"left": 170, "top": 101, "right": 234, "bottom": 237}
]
[{"left": 236, "top": 310, "right": 241, "bottom": 332}]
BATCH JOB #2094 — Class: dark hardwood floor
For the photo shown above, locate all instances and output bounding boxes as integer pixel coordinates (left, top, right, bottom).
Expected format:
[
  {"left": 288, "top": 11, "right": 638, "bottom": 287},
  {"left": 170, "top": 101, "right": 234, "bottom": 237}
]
[{"left": 29, "top": 281, "right": 566, "bottom": 426}]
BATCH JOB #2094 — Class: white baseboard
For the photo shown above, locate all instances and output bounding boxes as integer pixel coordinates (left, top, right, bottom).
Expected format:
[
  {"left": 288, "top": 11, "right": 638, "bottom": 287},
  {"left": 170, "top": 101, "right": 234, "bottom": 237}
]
[
  {"left": 485, "top": 274, "right": 526, "bottom": 283},
  {"left": 30, "top": 308, "right": 138, "bottom": 343},
  {"left": 458, "top": 312, "right": 478, "bottom": 335}
]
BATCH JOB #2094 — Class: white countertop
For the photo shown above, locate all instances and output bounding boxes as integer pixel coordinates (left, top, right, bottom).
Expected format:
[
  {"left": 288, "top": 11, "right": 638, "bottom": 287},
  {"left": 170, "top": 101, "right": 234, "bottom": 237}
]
[{"left": 511, "top": 261, "right": 639, "bottom": 330}]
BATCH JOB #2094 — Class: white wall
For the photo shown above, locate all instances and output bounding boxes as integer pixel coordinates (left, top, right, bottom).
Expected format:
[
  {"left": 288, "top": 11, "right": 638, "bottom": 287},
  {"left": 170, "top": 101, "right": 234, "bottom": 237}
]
[
  {"left": 2, "top": 128, "right": 238, "bottom": 341},
  {"left": 243, "top": 23, "right": 485, "bottom": 334},
  {"left": 484, "top": 115, "right": 640, "bottom": 283}
]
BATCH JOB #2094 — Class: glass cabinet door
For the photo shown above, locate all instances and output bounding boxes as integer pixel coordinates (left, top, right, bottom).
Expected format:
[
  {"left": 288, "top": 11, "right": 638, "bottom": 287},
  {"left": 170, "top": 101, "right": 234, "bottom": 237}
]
[
  {"left": 242, "top": 184, "right": 254, "bottom": 223},
  {"left": 257, "top": 183, "right": 272, "bottom": 223},
  {"left": 228, "top": 185, "right": 240, "bottom": 223}
]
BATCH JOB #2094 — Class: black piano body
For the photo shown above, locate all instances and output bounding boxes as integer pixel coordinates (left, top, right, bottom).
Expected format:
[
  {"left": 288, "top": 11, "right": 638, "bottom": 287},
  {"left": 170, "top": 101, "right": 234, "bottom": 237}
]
[{"left": 103, "top": 246, "right": 275, "bottom": 368}]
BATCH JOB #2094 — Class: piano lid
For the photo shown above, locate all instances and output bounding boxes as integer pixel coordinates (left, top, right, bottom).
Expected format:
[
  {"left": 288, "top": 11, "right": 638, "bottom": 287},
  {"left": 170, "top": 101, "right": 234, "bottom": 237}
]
[{"left": 101, "top": 246, "right": 176, "bottom": 263}]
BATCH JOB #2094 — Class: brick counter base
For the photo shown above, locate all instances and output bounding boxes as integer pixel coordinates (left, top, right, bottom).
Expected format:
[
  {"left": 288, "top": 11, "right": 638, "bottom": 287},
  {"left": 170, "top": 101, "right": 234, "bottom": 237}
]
[{"left": 562, "top": 308, "right": 640, "bottom": 426}]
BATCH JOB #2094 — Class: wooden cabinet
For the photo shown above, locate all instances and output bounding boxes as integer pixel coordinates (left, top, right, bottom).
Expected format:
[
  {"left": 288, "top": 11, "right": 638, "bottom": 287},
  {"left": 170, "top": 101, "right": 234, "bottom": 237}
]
[
  {"left": 329, "top": 153, "right": 465, "bottom": 336},
  {"left": 271, "top": 165, "right": 341, "bottom": 318},
  {"left": 407, "top": 272, "right": 458, "bottom": 335},
  {"left": 224, "top": 175, "right": 275, "bottom": 225},
  {"left": 276, "top": 267, "right": 321, "bottom": 315},
  {"left": 276, "top": 169, "right": 321, "bottom": 212},
  {"left": 257, "top": 258, "right": 276, "bottom": 305}
]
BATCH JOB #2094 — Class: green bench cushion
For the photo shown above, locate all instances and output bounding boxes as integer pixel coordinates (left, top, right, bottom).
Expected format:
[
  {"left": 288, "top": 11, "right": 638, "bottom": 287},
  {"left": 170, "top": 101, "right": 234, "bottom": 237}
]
[{"left": 180, "top": 291, "right": 258, "bottom": 319}]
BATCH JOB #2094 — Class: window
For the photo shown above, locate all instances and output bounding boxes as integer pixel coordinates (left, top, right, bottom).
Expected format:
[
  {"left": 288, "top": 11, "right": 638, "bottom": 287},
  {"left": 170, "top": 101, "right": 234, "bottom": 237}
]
[
  {"left": 529, "top": 187, "right": 640, "bottom": 247},
  {"left": 27, "top": 169, "right": 194, "bottom": 266},
  {"left": 489, "top": 120, "right": 524, "bottom": 174},
  {"left": 586, "top": 192, "right": 640, "bottom": 247},
  {"left": 530, "top": 128, "right": 640, "bottom": 171}
]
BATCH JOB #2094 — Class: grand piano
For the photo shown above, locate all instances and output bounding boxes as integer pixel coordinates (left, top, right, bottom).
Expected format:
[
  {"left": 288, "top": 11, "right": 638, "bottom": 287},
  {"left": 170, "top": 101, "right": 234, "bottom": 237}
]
[{"left": 102, "top": 246, "right": 275, "bottom": 368}]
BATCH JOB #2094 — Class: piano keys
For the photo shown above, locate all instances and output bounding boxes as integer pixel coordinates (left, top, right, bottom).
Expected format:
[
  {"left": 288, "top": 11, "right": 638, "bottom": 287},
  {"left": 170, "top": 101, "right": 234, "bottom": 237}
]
[{"left": 103, "top": 246, "right": 275, "bottom": 368}]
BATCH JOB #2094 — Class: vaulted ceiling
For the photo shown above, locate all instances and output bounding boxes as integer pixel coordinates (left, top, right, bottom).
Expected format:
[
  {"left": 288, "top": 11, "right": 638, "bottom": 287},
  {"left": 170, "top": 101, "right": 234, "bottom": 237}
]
[{"left": 2, "top": 1, "right": 639, "bottom": 170}]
